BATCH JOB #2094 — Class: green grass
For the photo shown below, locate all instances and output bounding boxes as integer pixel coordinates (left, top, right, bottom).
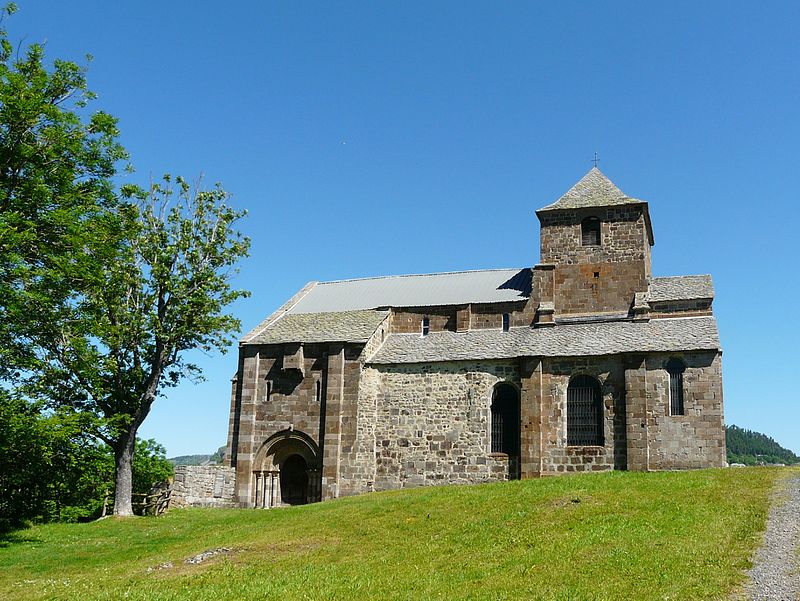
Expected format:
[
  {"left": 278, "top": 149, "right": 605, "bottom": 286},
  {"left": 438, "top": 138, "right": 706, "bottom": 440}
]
[{"left": 0, "top": 468, "right": 792, "bottom": 601}]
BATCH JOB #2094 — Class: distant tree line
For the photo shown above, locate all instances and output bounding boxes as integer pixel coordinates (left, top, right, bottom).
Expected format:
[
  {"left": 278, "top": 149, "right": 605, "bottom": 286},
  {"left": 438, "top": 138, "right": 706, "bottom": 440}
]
[
  {"left": 168, "top": 445, "right": 226, "bottom": 467},
  {"left": 726, "top": 425, "right": 800, "bottom": 466}
]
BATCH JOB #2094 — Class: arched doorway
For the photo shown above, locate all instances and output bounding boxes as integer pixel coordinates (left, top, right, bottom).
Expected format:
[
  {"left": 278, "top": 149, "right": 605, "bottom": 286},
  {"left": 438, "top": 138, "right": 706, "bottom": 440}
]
[
  {"left": 491, "top": 382, "right": 521, "bottom": 480},
  {"left": 280, "top": 454, "right": 309, "bottom": 505},
  {"left": 252, "top": 429, "right": 321, "bottom": 508}
]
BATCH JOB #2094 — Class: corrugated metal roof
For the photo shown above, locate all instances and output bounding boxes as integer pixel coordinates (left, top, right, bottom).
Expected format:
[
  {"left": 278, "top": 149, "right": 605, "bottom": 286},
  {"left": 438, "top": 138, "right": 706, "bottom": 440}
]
[
  {"left": 286, "top": 268, "right": 532, "bottom": 314},
  {"left": 537, "top": 167, "right": 644, "bottom": 212},
  {"left": 369, "top": 316, "right": 720, "bottom": 364}
]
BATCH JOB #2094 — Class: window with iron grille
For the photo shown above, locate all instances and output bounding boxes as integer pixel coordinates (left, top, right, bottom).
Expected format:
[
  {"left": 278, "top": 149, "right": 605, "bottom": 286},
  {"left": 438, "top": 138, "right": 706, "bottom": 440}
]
[
  {"left": 667, "top": 358, "right": 685, "bottom": 415},
  {"left": 421, "top": 316, "right": 430, "bottom": 336},
  {"left": 502, "top": 313, "right": 510, "bottom": 332},
  {"left": 567, "top": 375, "right": 603, "bottom": 446},
  {"left": 581, "top": 217, "right": 601, "bottom": 246}
]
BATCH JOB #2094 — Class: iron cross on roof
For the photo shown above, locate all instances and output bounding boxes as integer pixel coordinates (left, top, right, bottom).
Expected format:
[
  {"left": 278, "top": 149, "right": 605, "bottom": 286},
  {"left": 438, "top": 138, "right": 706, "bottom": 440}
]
[{"left": 592, "top": 152, "right": 599, "bottom": 168}]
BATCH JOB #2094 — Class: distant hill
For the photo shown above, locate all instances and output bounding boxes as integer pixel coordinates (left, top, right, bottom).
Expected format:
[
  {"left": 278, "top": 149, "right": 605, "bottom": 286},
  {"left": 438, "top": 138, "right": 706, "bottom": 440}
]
[
  {"left": 168, "top": 445, "right": 225, "bottom": 467},
  {"left": 726, "top": 425, "right": 800, "bottom": 466}
]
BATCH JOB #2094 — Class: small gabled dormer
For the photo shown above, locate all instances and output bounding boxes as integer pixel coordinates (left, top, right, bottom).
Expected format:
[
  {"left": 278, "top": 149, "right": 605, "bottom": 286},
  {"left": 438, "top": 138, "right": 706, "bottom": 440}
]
[{"left": 535, "top": 168, "right": 654, "bottom": 317}]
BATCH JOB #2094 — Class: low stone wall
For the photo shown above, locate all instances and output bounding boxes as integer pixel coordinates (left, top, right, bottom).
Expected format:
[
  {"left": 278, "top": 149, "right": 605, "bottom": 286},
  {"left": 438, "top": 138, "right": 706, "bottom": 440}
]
[{"left": 169, "top": 465, "right": 237, "bottom": 508}]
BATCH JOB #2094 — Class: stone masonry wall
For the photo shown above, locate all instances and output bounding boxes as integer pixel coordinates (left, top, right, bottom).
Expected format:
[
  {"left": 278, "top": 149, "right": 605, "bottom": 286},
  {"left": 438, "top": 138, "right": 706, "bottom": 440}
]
[
  {"left": 338, "top": 363, "right": 380, "bottom": 495},
  {"left": 645, "top": 351, "right": 726, "bottom": 469},
  {"left": 538, "top": 356, "right": 627, "bottom": 475},
  {"left": 539, "top": 206, "right": 650, "bottom": 315},
  {"left": 470, "top": 300, "right": 534, "bottom": 329},
  {"left": 229, "top": 341, "right": 365, "bottom": 506},
  {"left": 539, "top": 206, "right": 649, "bottom": 265},
  {"left": 169, "top": 465, "right": 237, "bottom": 508},
  {"left": 368, "top": 361, "right": 518, "bottom": 491},
  {"left": 391, "top": 307, "right": 455, "bottom": 333}
]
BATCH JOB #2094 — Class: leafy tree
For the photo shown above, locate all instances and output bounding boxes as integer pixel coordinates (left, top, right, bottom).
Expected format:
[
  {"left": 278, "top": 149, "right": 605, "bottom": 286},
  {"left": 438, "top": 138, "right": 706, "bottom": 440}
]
[
  {"left": 0, "top": 393, "right": 51, "bottom": 530},
  {"left": 25, "top": 177, "right": 249, "bottom": 515},
  {"left": 1, "top": 391, "right": 173, "bottom": 528},
  {"left": 131, "top": 439, "right": 173, "bottom": 502},
  {"left": 0, "top": 7, "right": 248, "bottom": 518},
  {"left": 0, "top": 3, "right": 127, "bottom": 379}
]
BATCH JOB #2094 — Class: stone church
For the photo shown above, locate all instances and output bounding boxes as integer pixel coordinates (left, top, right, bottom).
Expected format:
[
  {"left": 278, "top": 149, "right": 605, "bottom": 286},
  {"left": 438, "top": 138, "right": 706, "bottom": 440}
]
[{"left": 225, "top": 168, "right": 726, "bottom": 508}]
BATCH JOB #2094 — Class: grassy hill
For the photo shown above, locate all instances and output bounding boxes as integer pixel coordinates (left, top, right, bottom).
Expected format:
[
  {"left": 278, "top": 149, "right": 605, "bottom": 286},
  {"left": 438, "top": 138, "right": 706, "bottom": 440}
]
[
  {"left": 0, "top": 468, "right": 792, "bottom": 601},
  {"left": 727, "top": 425, "right": 800, "bottom": 465}
]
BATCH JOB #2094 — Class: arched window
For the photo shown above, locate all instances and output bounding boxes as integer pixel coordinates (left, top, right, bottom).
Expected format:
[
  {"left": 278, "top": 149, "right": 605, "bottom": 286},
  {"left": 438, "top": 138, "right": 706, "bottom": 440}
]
[
  {"left": 666, "top": 358, "right": 686, "bottom": 416},
  {"left": 490, "top": 383, "right": 521, "bottom": 479},
  {"left": 581, "top": 217, "right": 601, "bottom": 246},
  {"left": 567, "top": 375, "right": 603, "bottom": 446},
  {"left": 421, "top": 316, "right": 430, "bottom": 336}
]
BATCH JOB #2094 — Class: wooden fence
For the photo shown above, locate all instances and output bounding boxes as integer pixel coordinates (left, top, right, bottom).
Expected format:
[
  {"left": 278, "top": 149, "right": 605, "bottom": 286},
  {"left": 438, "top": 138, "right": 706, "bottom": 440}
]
[{"left": 100, "top": 488, "right": 172, "bottom": 517}]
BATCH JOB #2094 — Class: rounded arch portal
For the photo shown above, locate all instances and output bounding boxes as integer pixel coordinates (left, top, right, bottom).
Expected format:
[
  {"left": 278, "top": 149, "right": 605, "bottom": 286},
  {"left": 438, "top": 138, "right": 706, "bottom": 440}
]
[{"left": 252, "top": 430, "right": 321, "bottom": 508}]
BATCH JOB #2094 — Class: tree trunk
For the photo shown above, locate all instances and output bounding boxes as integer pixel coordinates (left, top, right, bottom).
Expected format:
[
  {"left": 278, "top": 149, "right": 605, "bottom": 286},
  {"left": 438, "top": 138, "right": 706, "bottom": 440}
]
[{"left": 113, "top": 428, "right": 137, "bottom": 516}]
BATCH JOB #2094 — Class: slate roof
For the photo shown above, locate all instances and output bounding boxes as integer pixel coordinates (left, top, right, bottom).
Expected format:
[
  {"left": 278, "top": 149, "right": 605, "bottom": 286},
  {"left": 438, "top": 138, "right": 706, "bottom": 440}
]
[
  {"left": 537, "top": 167, "right": 644, "bottom": 212},
  {"left": 649, "top": 275, "right": 714, "bottom": 303},
  {"left": 368, "top": 316, "right": 720, "bottom": 364},
  {"left": 284, "top": 268, "right": 532, "bottom": 314},
  {"left": 243, "top": 309, "right": 389, "bottom": 345}
]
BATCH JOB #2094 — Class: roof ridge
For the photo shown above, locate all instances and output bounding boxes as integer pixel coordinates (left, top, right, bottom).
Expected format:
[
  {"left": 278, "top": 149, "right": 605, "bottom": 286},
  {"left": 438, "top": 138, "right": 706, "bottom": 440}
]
[
  {"left": 652, "top": 274, "right": 712, "bottom": 280},
  {"left": 317, "top": 267, "right": 527, "bottom": 285}
]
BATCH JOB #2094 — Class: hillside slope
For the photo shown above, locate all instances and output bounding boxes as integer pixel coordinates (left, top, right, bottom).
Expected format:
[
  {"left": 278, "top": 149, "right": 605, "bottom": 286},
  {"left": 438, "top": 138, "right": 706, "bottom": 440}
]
[
  {"left": 168, "top": 446, "right": 226, "bottom": 467},
  {"left": 727, "top": 425, "right": 800, "bottom": 465},
  {"left": 0, "top": 468, "right": 791, "bottom": 601}
]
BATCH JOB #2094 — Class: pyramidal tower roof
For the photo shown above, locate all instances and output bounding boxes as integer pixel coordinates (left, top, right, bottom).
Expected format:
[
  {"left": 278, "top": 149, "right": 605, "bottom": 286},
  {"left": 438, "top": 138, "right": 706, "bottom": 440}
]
[{"left": 537, "top": 167, "right": 644, "bottom": 213}]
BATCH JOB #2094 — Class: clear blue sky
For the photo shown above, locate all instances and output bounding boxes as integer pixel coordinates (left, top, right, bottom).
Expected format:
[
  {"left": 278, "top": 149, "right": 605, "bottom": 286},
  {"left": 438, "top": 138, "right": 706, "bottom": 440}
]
[{"left": 10, "top": 1, "right": 799, "bottom": 456}]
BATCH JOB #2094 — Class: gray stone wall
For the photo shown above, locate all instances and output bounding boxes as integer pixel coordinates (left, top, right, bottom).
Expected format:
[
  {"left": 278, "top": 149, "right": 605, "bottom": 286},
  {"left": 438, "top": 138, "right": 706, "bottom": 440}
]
[
  {"left": 169, "top": 465, "right": 237, "bottom": 508},
  {"left": 539, "top": 206, "right": 651, "bottom": 315},
  {"left": 338, "top": 362, "right": 379, "bottom": 495},
  {"left": 536, "top": 356, "right": 627, "bottom": 474},
  {"left": 387, "top": 302, "right": 536, "bottom": 336},
  {"left": 539, "top": 206, "right": 649, "bottom": 266},
  {"left": 470, "top": 301, "right": 534, "bottom": 329},
  {"left": 228, "top": 341, "right": 367, "bottom": 506},
  {"left": 645, "top": 351, "right": 726, "bottom": 469},
  {"left": 366, "top": 360, "right": 518, "bottom": 492}
]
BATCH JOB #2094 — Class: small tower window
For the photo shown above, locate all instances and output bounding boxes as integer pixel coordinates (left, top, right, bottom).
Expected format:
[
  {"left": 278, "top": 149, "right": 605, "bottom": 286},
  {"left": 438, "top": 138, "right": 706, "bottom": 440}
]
[
  {"left": 266, "top": 381, "right": 272, "bottom": 403},
  {"left": 502, "top": 313, "right": 510, "bottom": 332},
  {"left": 667, "top": 358, "right": 686, "bottom": 416},
  {"left": 315, "top": 380, "right": 321, "bottom": 403},
  {"left": 581, "top": 217, "right": 601, "bottom": 246},
  {"left": 422, "top": 316, "right": 430, "bottom": 336}
]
